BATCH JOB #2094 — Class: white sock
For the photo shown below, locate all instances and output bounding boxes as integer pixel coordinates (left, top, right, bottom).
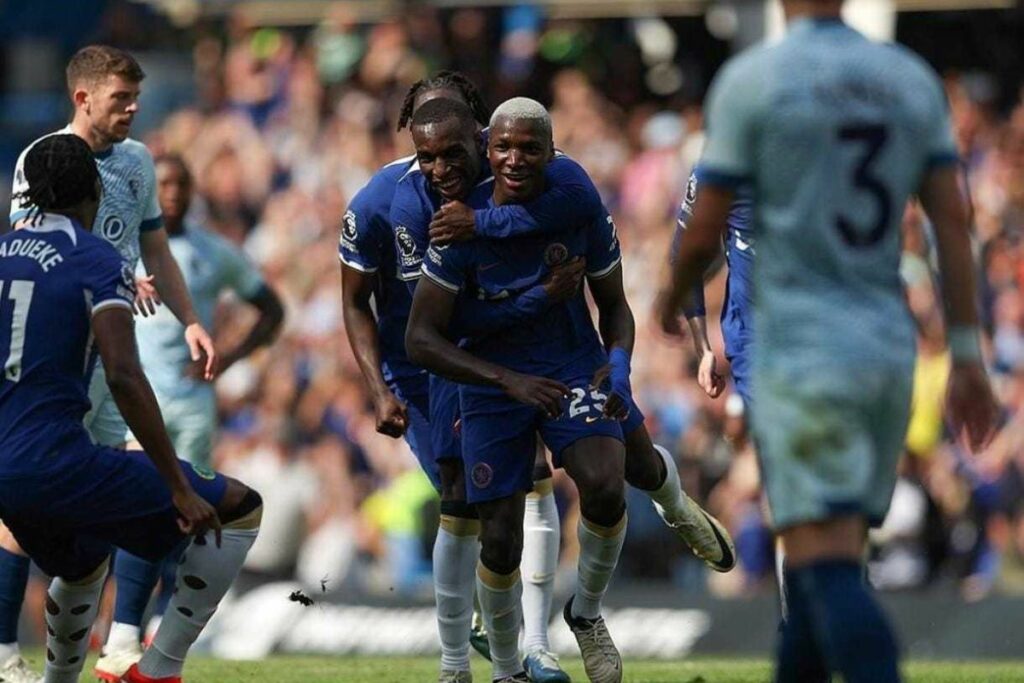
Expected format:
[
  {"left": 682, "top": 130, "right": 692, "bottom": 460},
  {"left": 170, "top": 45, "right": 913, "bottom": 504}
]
[
  {"left": 44, "top": 569, "right": 107, "bottom": 683},
  {"left": 476, "top": 563, "right": 524, "bottom": 679},
  {"left": 144, "top": 615, "right": 162, "bottom": 643},
  {"left": 572, "top": 514, "right": 626, "bottom": 621},
  {"left": 139, "top": 528, "right": 258, "bottom": 679},
  {"left": 647, "top": 444, "right": 689, "bottom": 520},
  {"left": 521, "top": 481, "right": 559, "bottom": 653},
  {"left": 105, "top": 621, "right": 141, "bottom": 652},
  {"left": 433, "top": 519, "right": 479, "bottom": 672},
  {"left": 0, "top": 642, "right": 19, "bottom": 661}
]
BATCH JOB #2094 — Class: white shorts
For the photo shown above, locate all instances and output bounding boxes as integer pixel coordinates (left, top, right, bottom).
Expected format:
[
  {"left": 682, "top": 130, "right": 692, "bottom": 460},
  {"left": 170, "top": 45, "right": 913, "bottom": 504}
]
[
  {"left": 84, "top": 362, "right": 130, "bottom": 447},
  {"left": 127, "top": 388, "right": 217, "bottom": 466}
]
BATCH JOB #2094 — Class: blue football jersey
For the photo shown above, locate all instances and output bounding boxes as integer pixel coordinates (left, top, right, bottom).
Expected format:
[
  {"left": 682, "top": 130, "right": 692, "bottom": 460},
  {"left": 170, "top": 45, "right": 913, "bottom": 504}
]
[
  {"left": 422, "top": 181, "right": 622, "bottom": 375},
  {"left": 674, "top": 171, "right": 755, "bottom": 360},
  {"left": 338, "top": 155, "right": 427, "bottom": 389},
  {"left": 0, "top": 214, "right": 135, "bottom": 455}
]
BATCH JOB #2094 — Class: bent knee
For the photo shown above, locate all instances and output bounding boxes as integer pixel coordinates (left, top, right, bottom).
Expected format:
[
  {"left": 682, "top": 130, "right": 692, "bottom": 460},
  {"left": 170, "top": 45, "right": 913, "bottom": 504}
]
[{"left": 218, "top": 478, "right": 263, "bottom": 530}]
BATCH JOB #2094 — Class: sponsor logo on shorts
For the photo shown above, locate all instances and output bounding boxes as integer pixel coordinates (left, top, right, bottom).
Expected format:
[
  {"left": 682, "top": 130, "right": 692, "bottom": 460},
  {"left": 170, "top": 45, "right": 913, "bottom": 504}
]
[
  {"left": 471, "top": 462, "right": 493, "bottom": 489},
  {"left": 192, "top": 463, "right": 216, "bottom": 480}
]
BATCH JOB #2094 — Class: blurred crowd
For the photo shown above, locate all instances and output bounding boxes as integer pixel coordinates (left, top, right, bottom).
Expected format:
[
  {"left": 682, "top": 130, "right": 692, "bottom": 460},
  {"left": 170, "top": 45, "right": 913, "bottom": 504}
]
[{"left": 5, "top": 6, "right": 1024, "bottom": 606}]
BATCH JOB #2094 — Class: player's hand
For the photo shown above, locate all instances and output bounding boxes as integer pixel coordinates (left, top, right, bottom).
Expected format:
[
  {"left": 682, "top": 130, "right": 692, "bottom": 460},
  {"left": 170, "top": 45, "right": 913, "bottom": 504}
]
[
  {"left": 172, "top": 486, "right": 223, "bottom": 548},
  {"left": 947, "top": 361, "right": 1000, "bottom": 453},
  {"left": 134, "top": 274, "right": 161, "bottom": 317},
  {"left": 374, "top": 392, "right": 409, "bottom": 438},
  {"left": 542, "top": 257, "right": 585, "bottom": 303},
  {"left": 429, "top": 202, "right": 476, "bottom": 245},
  {"left": 653, "top": 288, "right": 685, "bottom": 339},
  {"left": 697, "top": 351, "right": 726, "bottom": 398},
  {"left": 500, "top": 371, "right": 570, "bottom": 419},
  {"left": 184, "top": 323, "right": 218, "bottom": 381}
]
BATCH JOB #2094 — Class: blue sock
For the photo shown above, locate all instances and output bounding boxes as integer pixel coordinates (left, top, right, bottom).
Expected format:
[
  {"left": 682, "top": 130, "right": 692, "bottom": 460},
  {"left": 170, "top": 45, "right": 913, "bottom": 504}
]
[
  {"left": 112, "top": 549, "right": 161, "bottom": 627},
  {"left": 789, "top": 559, "right": 900, "bottom": 683},
  {"left": 776, "top": 568, "right": 830, "bottom": 683},
  {"left": 0, "top": 548, "right": 29, "bottom": 645},
  {"left": 153, "top": 551, "right": 181, "bottom": 617}
]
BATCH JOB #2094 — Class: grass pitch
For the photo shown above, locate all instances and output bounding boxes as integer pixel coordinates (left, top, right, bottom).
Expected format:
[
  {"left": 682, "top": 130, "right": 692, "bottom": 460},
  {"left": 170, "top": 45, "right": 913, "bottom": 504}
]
[{"left": 29, "top": 652, "right": 1024, "bottom": 682}]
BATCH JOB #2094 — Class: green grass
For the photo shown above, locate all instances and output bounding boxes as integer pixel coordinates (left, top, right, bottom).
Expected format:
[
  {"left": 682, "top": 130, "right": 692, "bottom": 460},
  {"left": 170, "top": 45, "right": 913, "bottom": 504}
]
[{"left": 26, "top": 652, "right": 1024, "bottom": 682}]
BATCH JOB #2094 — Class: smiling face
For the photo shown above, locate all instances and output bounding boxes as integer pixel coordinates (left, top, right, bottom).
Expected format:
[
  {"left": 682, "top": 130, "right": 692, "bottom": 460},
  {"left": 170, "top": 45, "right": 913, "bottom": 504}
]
[
  {"left": 76, "top": 74, "right": 140, "bottom": 146},
  {"left": 411, "top": 115, "right": 482, "bottom": 202},
  {"left": 488, "top": 115, "right": 553, "bottom": 205}
]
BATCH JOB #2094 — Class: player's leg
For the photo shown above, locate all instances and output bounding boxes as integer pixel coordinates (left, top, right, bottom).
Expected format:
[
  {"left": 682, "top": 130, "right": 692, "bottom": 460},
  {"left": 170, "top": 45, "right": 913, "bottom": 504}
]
[
  {"left": 558, "top": 434, "right": 627, "bottom": 683},
  {"left": 622, "top": 418, "right": 735, "bottom": 572},
  {"left": 0, "top": 523, "right": 37, "bottom": 683},
  {"left": 757, "top": 368, "right": 908, "bottom": 683}
]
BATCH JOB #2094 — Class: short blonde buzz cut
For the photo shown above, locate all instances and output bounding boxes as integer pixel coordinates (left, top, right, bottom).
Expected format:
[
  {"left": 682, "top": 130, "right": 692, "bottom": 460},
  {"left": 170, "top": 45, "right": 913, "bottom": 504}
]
[
  {"left": 65, "top": 45, "right": 145, "bottom": 96},
  {"left": 489, "top": 97, "right": 552, "bottom": 142}
]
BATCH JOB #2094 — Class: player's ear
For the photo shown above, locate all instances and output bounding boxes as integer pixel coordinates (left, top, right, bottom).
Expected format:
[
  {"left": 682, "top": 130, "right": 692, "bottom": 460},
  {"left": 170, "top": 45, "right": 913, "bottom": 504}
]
[{"left": 73, "top": 86, "right": 90, "bottom": 113}]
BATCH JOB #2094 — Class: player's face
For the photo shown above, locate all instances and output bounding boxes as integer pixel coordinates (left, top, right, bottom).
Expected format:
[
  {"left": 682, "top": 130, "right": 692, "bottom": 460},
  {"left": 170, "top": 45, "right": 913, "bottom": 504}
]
[
  {"left": 156, "top": 162, "right": 192, "bottom": 222},
  {"left": 488, "top": 117, "right": 553, "bottom": 204},
  {"left": 80, "top": 75, "right": 141, "bottom": 143},
  {"left": 411, "top": 118, "right": 482, "bottom": 202}
]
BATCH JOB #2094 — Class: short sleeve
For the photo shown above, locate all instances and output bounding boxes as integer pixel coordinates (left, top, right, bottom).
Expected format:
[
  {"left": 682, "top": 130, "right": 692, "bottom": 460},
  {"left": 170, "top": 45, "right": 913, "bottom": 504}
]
[
  {"left": 84, "top": 242, "right": 136, "bottom": 315},
  {"left": 672, "top": 173, "right": 707, "bottom": 318},
  {"left": 585, "top": 207, "right": 622, "bottom": 279},
  {"left": 389, "top": 180, "right": 431, "bottom": 282},
  {"left": 9, "top": 146, "right": 32, "bottom": 225},
  {"left": 421, "top": 243, "right": 467, "bottom": 294},
  {"left": 921, "top": 67, "right": 959, "bottom": 169},
  {"left": 217, "top": 236, "right": 266, "bottom": 300},
  {"left": 338, "top": 195, "right": 382, "bottom": 274},
  {"left": 699, "top": 54, "right": 763, "bottom": 189},
  {"left": 138, "top": 148, "right": 163, "bottom": 233}
]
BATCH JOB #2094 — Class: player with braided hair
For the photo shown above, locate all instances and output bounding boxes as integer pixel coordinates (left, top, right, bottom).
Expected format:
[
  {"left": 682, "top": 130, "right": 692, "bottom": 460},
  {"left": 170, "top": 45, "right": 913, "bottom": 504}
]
[
  {"left": 0, "top": 133, "right": 263, "bottom": 683},
  {"left": 396, "top": 71, "right": 490, "bottom": 132}
]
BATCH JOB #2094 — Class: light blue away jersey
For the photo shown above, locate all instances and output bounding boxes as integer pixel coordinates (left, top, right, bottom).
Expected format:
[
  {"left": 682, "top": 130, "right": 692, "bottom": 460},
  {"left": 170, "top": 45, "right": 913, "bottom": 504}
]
[
  {"left": 699, "top": 18, "right": 958, "bottom": 370},
  {"left": 11, "top": 128, "right": 162, "bottom": 268},
  {"left": 135, "top": 225, "right": 266, "bottom": 399}
]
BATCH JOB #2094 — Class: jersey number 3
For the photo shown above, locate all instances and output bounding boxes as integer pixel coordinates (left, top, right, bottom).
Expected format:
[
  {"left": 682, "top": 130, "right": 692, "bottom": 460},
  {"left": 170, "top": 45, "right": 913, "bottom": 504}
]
[
  {"left": 837, "top": 124, "right": 891, "bottom": 248},
  {"left": 0, "top": 280, "right": 35, "bottom": 383}
]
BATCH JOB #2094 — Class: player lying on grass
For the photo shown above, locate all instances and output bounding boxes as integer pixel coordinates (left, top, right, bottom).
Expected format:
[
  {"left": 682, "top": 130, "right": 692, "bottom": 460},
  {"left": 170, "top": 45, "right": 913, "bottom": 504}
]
[{"left": 0, "top": 134, "right": 262, "bottom": 683}]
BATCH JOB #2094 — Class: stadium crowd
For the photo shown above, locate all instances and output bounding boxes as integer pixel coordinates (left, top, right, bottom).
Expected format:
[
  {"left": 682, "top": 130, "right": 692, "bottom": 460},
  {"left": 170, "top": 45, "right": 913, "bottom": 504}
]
[{"left": 5, "top": 5, "right": 1024, "bottom": 619}]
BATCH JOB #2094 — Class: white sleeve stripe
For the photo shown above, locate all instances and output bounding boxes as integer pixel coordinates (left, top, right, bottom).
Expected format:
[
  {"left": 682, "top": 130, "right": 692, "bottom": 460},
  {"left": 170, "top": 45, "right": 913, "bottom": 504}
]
[
  {"left": 398, "top": 271, "right": 421, "bottom": 282},
  {"left": 422, "top": 268, "right": 460, "bottom": 293},
  {"left": 587, "top": 257, "right": 622, "bottom": 280},
  {"left": 91, "top": 299, "right": 133, "bottom": 315},
  {"left": 338, "top": 253, "right": 378, "bottom": 273}
]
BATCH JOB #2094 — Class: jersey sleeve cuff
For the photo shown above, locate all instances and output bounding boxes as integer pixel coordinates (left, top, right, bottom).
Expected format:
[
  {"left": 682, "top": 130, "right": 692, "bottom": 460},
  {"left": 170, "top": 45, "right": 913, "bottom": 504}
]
[
  {"left": 91, "top": 299, "right": 133, "bottom": 315},
  {"left": 694, "top": 167, "right": 751, "bottom": 190},
  {"left": 421, "top": 267, "right": 460, "bottom": 294},
  {"left": 926, "top": 151, "right": 960, "bottom": 169},
  {"left": 338, "top": 252, "right": 379, "bottom": 273},
  {"left": 139, "top": 216, "right": 164, "bottom": 233},
  {"left": 587, "top": 256, "right": 622, "bottom": 280}
]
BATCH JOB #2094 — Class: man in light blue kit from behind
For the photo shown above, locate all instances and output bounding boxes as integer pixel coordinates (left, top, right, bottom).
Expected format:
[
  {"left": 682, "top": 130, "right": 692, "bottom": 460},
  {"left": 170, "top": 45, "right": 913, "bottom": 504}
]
[
  {"left": 656, "top": 1, "right": 999, "bottom": 681},
  {"left": 96, "top": 155, "right": 284, "bottom": 681}
]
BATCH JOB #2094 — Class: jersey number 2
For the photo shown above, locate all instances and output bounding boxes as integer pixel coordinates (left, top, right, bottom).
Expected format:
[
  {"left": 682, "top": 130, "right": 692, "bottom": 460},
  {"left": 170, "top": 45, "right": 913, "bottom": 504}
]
[
  {"left": 836, "top": 124, "right": 891, "bottom": 248},
  {"left": 1, "top": 280, "right": 35, "bottom": 383}
]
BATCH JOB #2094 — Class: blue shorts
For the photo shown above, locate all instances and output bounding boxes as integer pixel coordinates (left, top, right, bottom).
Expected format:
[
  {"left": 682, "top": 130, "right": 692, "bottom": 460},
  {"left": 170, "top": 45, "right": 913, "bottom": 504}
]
[
  {"left": 392, "top": 380, "right": 439, "bottom": 491},
  {"left": 429, "top": 375, "right": 462, "bottom": 465},
  {"left": 460, "top": 373, "right": 624, "bottom": 504},
  {"left": 0, "top": 426, "right": 228, "bottom": 581},
  {"left": 621, "top": 395, "right": 646, "bottom": 436},
  {"left": 728, "top": 351, "right": 753, "bottom": 410}
]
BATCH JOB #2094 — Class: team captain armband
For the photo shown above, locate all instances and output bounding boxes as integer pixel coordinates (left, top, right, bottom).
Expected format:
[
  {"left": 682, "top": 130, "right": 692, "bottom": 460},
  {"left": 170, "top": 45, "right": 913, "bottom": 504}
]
[{"left": 948, "top": 325, "right": 982, "bottom": 363}]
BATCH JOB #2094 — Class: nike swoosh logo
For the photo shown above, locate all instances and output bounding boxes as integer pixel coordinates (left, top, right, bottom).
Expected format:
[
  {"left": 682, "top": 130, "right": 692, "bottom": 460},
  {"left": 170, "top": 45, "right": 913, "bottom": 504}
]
[
  {"left": 701, "top": 509, "right": 736, "bottom": 571},
  {"left": 585, "top": 416, "right": 601, "bottom": 423},
  {"left": 735, "top": 236, "right": 752, "bottom": 252}
]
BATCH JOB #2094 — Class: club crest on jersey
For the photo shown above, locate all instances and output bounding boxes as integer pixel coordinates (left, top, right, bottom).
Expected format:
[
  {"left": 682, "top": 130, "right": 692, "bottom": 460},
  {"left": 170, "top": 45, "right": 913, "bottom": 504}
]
[
  {"left": 471, "top": 463, "right": 493, "bottom": 489},
  {"left": 544, "top": 243, "right": 568, "bottom": 267},
  {"left": 191, "top": 463, "right": 216, "bottom": 481},
  {"left": 102, "top": 215, "right": 126, "bottom": 242},
  {"left": 128, "top": 178, "right": 140, "bottom": 201}
]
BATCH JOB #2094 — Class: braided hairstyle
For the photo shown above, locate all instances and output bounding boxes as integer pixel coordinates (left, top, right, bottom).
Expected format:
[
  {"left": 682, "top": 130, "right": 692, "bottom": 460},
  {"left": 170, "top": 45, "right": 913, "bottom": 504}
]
[
  {"left": 14, "top": 134, "right": 100, "bottom": 226},
  {"left": 396, "top": 71, "right": 489, "bottom": 132}
]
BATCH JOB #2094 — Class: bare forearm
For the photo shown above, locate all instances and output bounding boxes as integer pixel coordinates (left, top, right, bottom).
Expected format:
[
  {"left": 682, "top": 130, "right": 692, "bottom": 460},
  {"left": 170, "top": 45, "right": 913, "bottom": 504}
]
[
  {"left": 344, "top": 302, "right": 392, "bottom": 399},
  {"left": 108, "top": 369, "right": 191, "bottom": 492},
  {"left": 599, "top": 301, "right": 635, "bottom": 356},
  {"left": 144, "top": 250, "right": 198, "bottom": 326},
  {"left": 920, "top": 169, "right": 980, "bottom": 329},
  {"left": 686, "top": 315, "right": 714, "bottom": 357},
  {"left": 406, "top": 325, "right": 508, "bottom": 388}
]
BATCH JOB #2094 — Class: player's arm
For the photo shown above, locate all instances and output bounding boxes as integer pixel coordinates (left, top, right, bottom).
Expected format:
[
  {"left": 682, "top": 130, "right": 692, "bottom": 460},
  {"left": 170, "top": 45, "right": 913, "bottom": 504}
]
[
  {"left": 88, "top": 257, "right": 220, "bottom": 540},
  {"left": 448, "top": 258, "right": 585, "bottom": 338},
  {"left": 918, "top": 165, "right": 998, "bottom": 451},
  {"left": 587, "top": 264, "right": 634, "bottom": 420},
  {"left": 341, "top": 262, "right": 408, "bottom": 438},
  {"left": 139, "top": 227, "right": 217, "bottom": 379},
  {"left": 219, "top": 286, "right": 283, "bottom": 373},
  {"left": 429, "top": 156, "right": 602, "bottom": 244},
  {"left": 405, "top": 250, "right": 569, "bottom": 417}
]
